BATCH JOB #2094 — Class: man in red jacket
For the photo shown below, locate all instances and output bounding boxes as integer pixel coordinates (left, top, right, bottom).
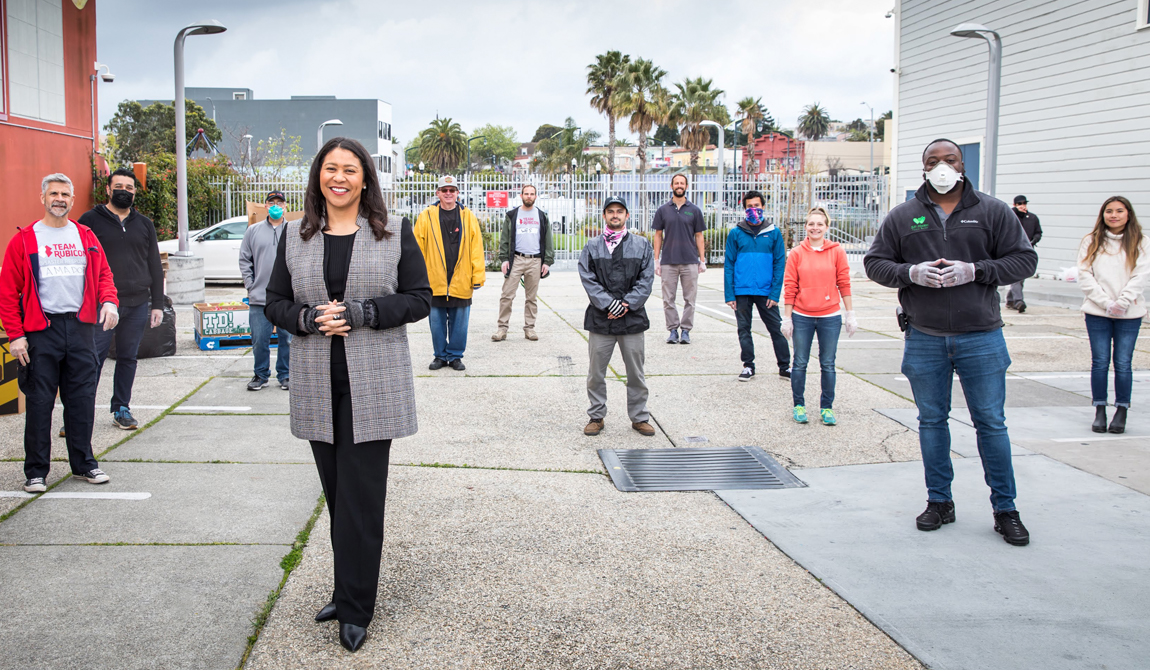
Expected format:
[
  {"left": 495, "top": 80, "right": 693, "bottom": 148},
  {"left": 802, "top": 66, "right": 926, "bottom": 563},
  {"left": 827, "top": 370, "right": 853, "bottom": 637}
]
[{"left": 0, "top": 173, "right": 119, "bottom": 493}]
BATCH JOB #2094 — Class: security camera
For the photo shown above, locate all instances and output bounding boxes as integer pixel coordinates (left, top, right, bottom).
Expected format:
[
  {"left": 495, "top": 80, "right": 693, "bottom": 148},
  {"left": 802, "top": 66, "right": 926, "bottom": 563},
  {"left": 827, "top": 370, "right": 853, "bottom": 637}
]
[
  {"left": 93, "top": 62, "right": 115, "bottom": 83},
  {"left": 100, "top": 72, "right": 115, "bottom": 83}
]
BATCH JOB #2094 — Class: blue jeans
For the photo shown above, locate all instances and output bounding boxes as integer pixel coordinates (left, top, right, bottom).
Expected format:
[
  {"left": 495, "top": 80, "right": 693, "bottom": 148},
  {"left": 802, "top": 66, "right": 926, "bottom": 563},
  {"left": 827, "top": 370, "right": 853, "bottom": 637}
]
[
  {"left": 1084, "top": 314, "right": 1142, "bottom": 407},
  {"left": 94, "top": 302, "right": 150, "bottom": 412},
  {"left": 791, "top": 313, "right": 841, "bottom": 409},
  {"left": 250, "top": 306, "right": 290, "bottom": 382},
  {"left": 429, "top": 305, "right": 470, "bottom": 361},
  {"left": 901, "top": 327, "right": 1017, "bottom": 512}
]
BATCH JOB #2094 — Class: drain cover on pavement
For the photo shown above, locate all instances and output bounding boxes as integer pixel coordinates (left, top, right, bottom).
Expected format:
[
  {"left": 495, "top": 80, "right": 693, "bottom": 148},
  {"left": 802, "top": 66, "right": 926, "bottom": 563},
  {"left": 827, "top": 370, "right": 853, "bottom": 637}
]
[{"left": 598, "top": 446, "right": 806, "bottom": 492}]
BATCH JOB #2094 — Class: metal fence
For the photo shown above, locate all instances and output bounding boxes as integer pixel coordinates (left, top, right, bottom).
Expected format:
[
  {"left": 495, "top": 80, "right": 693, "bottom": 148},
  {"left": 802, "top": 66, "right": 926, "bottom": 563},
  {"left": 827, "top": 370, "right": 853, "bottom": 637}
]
[{"left": 207, "top": 172, "right": 888, "bottom": 268}]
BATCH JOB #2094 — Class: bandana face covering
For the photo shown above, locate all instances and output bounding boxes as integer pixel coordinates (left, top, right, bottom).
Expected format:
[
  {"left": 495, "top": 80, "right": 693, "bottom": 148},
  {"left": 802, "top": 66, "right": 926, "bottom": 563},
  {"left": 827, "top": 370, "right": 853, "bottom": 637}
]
[
  {"left": 745, "top": 207, "right": 765, "bottom": 224},
  {"left": 603, "top": 227, "right": 627, "bottom": 253}
]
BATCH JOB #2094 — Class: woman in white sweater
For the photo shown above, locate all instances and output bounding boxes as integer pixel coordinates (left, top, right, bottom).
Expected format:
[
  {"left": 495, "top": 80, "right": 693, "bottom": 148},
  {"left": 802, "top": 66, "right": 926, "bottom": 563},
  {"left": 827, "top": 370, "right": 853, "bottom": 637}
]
[{"left": 1077, "top": 196, "right": 1149, "bottom": 434}]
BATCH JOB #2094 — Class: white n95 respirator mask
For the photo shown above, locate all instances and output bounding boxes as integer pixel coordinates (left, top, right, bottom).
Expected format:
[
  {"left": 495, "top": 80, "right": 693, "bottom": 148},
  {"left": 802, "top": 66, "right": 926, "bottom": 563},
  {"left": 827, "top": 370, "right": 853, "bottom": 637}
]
[{"left": 925, "top": 163, "right": 962, "bottom": 194}]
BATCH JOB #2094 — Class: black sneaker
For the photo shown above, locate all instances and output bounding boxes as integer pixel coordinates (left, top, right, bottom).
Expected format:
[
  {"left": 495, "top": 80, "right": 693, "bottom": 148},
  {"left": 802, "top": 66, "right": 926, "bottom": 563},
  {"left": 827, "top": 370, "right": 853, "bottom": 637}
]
[
  {"left": 74, "top": 469, "right": 110, "bottom": 484},
  {"left": 778, "top": 368, "right": 791, "bottom": 379},
  {"left": 279, "top": 379, "right": 290, "bottom": 390},
  {"left": 916, "top": 500, "right": 956, "bottom": 531},
  {"left": 738, "top": 366, "right": 754, "bottom": 382},
  {"left": 429, "top": 358, "right": 447, "bottom": 370},
  {"left": 247, "top": 376, "right": 269, "bottom": 391},
  {"left": 1017, "top": 301, "right": 1026, "bottom": 313},
  {"left": 994, "top": 510, "right": 1030, "bottom": 546},
  {"left": 112, "top": 406, "right": 138, "bottom": 430},
  {"left": 23, "top": 478, "right": 46, "bottom": 493},
  {"left": 449, "top": 359, "right": 466, "bottom": 371}
]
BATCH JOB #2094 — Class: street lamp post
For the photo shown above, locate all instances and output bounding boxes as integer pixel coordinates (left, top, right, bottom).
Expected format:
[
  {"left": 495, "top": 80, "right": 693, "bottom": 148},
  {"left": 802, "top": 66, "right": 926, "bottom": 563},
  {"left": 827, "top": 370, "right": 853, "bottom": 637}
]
[
  {"left": 951, "top": 23, "right": 1002, "bottom": 196},
  {"left": 700, "top": 120, "right": 724, "bottom": 204},
  {"left": 466, "top": 135, "right": 487, "bottom": 173},
  {"left": 242, "top": 134, "right": 252, "bottom": 173},
  {"left": 205, "top": 96, "right": 215, "bottom": 122},
  {"left": 860, "top": 102, "right": 874, "bottom": 176},
  {"left": 317, "top": 119, "right": 343, "bottom": 154},
  {"left": 174, "top": 20, "right": 226, "bottom": 257}
]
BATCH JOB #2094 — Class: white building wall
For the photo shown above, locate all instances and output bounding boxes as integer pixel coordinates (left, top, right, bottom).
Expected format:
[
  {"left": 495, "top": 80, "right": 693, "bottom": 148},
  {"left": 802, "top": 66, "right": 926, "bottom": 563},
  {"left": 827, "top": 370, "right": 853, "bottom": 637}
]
[{"left": 894, "top": 0, "right": 1150, "bottom": 275}]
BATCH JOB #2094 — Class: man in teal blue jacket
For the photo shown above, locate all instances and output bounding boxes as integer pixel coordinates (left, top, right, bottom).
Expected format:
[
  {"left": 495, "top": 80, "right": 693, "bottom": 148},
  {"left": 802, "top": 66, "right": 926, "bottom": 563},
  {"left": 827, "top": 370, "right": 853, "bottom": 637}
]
[{"left": 724, "top": 190, "right": 790, "bottom": 381}]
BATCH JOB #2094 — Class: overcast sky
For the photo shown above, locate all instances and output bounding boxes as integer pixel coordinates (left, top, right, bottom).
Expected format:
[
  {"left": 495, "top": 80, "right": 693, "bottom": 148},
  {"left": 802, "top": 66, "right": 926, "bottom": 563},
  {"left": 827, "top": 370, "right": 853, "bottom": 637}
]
[{"left": 96, "top": 0, "right": 896, "bottom": 145}]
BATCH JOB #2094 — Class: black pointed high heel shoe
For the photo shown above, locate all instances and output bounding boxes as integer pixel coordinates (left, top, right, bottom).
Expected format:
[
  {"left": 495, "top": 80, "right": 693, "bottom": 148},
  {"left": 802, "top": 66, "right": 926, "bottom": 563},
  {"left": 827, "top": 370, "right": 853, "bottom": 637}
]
[
  {"left": 339, "top": 622, "right": 367, "bottom": 652},
  {"left": 1108, "top": 406, "right": 1127, "bottom": 434},
  {"left": 314, "top": 601, "right": 337, "bottom": 622},
  {"left": 1092, "top": 406, "right": 1108, "bottom": 433}
]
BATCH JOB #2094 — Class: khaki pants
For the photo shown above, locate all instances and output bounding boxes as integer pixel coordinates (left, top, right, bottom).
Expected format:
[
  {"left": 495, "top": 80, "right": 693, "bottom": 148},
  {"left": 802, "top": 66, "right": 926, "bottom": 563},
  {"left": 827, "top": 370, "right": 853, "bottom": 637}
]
[
  {"left": 586, "top": 332, "right": 649, "bottom": 423},
  {"left": 498, "top": 255, "right": 542, "bottom": 330},
  {"left": 661, "top": 263, "right": 699, "bottom": 332}
]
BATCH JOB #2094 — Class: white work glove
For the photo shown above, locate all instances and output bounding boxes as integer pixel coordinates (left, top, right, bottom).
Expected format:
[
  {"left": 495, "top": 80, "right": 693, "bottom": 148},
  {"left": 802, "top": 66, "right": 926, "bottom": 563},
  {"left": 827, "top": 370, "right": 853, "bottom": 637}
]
[
  {"left": 939, "top": 259, "right": 976, "bottom": 287},
  {"left": 909, "top": 260, "right": 945, "bottom": 288},
  {"left": 844, "top": 310, "right": 858, "bottom": 338},
  {"left": 100, "top": 303, "right": 119, "bottom": 331},
  {"left": 1107, "top": 301, "right": 1128, "bottom": 318},
  {"left": 781, "top": 316, "right": 793, "bottom": 339}
]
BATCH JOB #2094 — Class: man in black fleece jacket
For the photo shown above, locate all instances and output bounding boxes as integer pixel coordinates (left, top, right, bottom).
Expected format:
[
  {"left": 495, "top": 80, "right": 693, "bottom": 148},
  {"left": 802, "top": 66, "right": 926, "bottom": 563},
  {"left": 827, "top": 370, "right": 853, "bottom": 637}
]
[
  {"left": 78, "top": 168, "right": 165, "bottom": 431},
  {"left": 864, "top": 139, "right": 1037, "bottom": 547}
]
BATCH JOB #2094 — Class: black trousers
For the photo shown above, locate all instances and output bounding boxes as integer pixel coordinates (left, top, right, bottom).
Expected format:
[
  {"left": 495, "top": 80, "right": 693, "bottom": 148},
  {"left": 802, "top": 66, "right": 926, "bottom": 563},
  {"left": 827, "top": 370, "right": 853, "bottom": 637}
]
[
  {"left": 93, "top": 301, "right": 150, "bottom": 412},
  {"left": 23, "top": 315, "right": 99, "bottom": 479},
  {"left": 309, "top": 359, "right": 392, "bottom": 628},
  {"left": 736, "top": 296, "right": 791, "bottom": 372}
]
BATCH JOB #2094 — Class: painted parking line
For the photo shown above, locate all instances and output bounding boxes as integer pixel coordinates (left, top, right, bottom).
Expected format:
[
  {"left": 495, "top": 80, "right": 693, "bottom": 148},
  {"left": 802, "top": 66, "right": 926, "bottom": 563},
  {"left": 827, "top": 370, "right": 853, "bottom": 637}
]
[
  {"left": 52, "top": 404, "right": 254, "bottom": 412},
  {"left": 0, "top": 491, "right": 151, "bottom": 500},
  {"left": 1049, "top": 435, "right": 1150, "bottom": 443}
]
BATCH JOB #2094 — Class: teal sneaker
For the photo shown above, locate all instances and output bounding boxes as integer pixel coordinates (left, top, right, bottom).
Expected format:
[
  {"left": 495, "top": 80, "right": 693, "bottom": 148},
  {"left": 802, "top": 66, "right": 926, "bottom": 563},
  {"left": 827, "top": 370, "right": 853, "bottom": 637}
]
[
  {"left": 821, "top": 408, "right": 837, "bottom": 426},
  {"left": 793, "top": 405, "right": 809, "bottom": 423}
]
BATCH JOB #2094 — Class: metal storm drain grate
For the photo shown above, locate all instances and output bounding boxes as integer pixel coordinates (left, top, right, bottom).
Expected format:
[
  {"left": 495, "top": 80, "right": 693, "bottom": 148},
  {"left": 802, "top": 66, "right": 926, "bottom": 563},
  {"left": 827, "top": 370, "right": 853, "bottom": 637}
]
[{"left": 598, "top": 446, "right": 807, "bottom": 492}]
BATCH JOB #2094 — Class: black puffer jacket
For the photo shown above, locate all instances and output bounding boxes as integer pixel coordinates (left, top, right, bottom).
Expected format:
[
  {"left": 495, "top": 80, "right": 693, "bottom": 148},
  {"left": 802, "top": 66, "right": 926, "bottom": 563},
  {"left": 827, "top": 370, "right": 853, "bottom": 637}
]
[
  {"left": 864, "top": 183, "right": 1037, "bottom": 334},
  {"left": 578, "top": 232, "right": 654, "bottom": 335}
]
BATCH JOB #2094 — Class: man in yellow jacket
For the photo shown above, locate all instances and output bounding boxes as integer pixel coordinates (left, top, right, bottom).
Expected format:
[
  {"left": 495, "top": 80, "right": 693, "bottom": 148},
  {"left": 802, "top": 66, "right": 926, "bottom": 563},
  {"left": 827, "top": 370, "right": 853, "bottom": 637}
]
[{"left": 413, "top": 175, "right": 486, "bottom": 371}]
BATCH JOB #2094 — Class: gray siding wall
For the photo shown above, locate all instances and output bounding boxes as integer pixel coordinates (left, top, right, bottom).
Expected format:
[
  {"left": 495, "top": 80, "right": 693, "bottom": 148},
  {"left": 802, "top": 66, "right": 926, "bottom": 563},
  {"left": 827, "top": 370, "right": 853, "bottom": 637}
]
[{"left": 896, "top": 0, "right": 1150, "bottom": 275}]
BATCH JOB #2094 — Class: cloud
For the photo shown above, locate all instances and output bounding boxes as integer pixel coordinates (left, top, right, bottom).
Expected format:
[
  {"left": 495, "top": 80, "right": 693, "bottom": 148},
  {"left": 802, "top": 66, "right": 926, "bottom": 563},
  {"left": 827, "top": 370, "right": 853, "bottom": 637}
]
[{"left": 97, "top": 0, "right": 894, "bottom": 145}]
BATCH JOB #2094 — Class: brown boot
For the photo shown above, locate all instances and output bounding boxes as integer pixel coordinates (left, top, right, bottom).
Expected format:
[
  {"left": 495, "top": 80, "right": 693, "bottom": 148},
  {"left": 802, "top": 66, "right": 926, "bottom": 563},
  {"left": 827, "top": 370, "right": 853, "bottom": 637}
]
[
  {"left": 584, "top": 419, "right": 604, "bottom": 436},
  {"left": 492, "top": 328, "right": 507, "bottom": 342},
  {"left": 631, "top": 421, "right": 656, "bottom": 436},
  {"left": 524, "top": 328, "right": 538, "bottom": 341}
]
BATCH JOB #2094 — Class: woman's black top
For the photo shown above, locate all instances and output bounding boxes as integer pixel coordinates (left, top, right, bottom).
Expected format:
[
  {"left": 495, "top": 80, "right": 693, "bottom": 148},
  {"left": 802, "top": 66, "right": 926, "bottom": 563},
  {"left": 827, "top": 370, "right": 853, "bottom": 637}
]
[{"left": 264, "top": 217, "right": 432, "bottom": 367}]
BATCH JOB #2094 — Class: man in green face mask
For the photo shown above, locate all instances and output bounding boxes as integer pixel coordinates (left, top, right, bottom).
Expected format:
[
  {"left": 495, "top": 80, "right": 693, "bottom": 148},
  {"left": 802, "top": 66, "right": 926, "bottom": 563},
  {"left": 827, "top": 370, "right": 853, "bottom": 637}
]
[{"left": 239, "top": 190, "right": 292, "bottom": 390}]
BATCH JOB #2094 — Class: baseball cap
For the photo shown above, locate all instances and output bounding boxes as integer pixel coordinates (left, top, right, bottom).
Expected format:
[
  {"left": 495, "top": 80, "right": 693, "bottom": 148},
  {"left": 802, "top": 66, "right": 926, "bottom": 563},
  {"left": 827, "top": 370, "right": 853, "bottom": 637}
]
[
  {"left": 436, "top": 175, "right": 459, "bottom": 191},
  {"left": 603, "top": 195, "right": 629, "bottom": 213},
  {"left": 1013, "top": 195, "right": 1028, "bottom": 205},
  {"left": 266, "top": 190, "right": 286, "bottom": 202}
]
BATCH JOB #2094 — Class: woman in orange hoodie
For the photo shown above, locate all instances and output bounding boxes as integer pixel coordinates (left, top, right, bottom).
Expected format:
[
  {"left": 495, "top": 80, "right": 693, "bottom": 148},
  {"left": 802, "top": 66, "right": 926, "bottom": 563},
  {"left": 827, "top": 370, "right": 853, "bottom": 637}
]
[{"left": 781, "top": 207, "right": 856, "bottom": 425}]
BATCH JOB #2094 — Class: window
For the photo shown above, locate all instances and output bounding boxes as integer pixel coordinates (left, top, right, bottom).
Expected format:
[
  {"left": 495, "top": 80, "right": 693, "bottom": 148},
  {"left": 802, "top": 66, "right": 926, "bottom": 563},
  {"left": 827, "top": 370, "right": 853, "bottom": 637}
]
[
  {"left": 958, "top": 142, "right": 980, "bottom": 191},
  {"left": 378, "top": 121, "right": 383, "bottom": 139},
  {"left": 1139, "top": 0, "right": 1150, "bottom": 30},
  {"left": 6, "top": 0, "right": 65, "bottom": 124},
  {"left": 233, "top": 92, "right": 246, "bottom": 100}
]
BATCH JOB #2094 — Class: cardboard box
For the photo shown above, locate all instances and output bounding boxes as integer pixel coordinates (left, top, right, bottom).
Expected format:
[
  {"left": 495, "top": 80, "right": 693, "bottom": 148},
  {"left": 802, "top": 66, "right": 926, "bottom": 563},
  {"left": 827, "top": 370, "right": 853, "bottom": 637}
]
[
  {"left": 194, "top": 302, "right": 251, "bottom": 337},
  {"left": 246, "top": 201, "right": 303, "bottom": 226},
  {"left": 0, "top": 332, "right": 26, "bottom": 415}
]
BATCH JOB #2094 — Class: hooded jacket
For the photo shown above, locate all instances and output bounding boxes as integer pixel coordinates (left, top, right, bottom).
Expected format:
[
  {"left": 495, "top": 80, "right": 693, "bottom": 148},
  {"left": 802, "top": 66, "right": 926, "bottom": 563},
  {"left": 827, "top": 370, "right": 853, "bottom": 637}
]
[
  {"left": 783, "top": 238, "right": 852, "bottom": 316},
  {"left": 864, "top": 183, "right": 1037, "bottom": 335},
  {"left": 0, "top": 220, "right": 119, "bottom": 340},
  {"left": 78, "top": 205, "right": 164, "bottom": 309},
  {"left": 412, "top": 204, "right": 486, "bottom": 300},
  {"left": 724, "top": 220, "right": 786, "bottom": 302}
]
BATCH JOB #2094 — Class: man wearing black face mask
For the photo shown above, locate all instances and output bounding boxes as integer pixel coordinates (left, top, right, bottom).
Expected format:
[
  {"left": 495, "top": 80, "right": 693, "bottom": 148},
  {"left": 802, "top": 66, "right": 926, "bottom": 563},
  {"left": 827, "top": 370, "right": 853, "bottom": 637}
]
[{"left": 78, "top": 168, "right": 165, "bottom": 431}]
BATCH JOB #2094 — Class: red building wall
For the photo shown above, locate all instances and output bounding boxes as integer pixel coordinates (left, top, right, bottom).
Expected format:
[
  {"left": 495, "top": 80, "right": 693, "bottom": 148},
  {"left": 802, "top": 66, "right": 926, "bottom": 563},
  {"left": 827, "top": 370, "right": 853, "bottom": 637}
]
[
  {"left": 744, "top": 133, "right": 805, "bottom": 175},
  {"left": 0, "top": 0, "right": 99, "bottom": 251}
]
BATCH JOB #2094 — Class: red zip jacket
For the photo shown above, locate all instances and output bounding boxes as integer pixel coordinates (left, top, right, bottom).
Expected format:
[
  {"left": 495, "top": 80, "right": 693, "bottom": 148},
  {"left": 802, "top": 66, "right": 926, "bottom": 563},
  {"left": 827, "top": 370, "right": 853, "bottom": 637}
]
[{"left": 0, "top": 220, "right": 119, "bottom": 340}]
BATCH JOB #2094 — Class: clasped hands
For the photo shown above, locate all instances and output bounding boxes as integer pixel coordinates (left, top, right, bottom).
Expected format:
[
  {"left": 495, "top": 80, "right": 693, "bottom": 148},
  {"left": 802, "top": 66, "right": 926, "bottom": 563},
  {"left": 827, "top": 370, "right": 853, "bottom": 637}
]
[
  {"left": 313, "top": 300, "right": 351, "bottom": 337},
  {"left": 909, "top": 258, "right": 976, "bottom": 288}
]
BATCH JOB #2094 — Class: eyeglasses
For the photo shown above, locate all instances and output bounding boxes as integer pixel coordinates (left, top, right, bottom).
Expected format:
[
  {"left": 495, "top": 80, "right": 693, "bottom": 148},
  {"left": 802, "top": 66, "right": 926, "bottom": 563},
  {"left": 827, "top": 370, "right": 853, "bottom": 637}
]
[{"left": 439, "top": 188, "right": 458, "bottom": 194}]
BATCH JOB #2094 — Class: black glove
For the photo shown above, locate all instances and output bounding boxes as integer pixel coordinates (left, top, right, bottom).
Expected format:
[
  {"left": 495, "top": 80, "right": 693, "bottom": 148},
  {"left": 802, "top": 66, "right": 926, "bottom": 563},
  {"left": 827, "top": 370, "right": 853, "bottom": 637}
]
[
  {"left": 341, "top": 300, "right": 379, "bottom": 330},
  {"left": 607, "top": 299, "right": 627, "bottom": 317},
  {"left": 299, "top": 307, "right": 322, "bottom": 335}
]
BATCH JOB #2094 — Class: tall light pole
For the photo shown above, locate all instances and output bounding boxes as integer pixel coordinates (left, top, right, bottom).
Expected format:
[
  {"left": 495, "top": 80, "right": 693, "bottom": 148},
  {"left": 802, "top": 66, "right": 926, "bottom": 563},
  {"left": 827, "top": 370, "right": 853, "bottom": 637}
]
[
  {"left": 951, "top": 23, "right": 1001, "bottom": 196},
  {"left": 466, "top": 135, "right": 487, "bottom": 172},
  {"left": 700, "top": 120, "right": 724, "bottom": 204},
  {"left": 860, "top": 101, "right": 874, "bottom": 176},
  {"left": 317, "top": 119, "right": 343, "bottom": 154},
  {"left": 174, "top": 20, "right": 226, "bottom": 256},
  {"left": 205, "top": 96, "right": 215, "bottom": 122}
]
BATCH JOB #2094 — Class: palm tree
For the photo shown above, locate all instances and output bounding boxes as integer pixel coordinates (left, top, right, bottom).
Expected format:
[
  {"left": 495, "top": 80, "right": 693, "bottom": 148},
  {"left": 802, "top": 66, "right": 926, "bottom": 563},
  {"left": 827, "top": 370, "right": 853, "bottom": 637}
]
[
  {"left": 418, "top": 118, "right": 467, "bottom": 173},
  {"left": 668, "top": 77, "right": 728, "bottom": 179},
  {"left": 613, "top": 58, "right": 669, "bottom": 213},
  {"left": 534, "top": 118, "right": 603, "bottom": 174},
  {"left": 586, "top": 50, "right": 630, "bottom": 176},
  {"left": 797, "top": 103, "right": 831, "bottom": 141},
  {"left": 736, "top": 96, "right": 765, "bottom": 174}
]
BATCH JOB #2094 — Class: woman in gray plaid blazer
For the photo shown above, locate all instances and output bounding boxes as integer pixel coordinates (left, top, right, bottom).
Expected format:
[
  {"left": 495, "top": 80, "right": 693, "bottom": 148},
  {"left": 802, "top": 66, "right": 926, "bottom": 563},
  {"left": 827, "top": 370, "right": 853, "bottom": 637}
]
[{"left": 265, "top": 138, "right": 431, "bottom": 652}]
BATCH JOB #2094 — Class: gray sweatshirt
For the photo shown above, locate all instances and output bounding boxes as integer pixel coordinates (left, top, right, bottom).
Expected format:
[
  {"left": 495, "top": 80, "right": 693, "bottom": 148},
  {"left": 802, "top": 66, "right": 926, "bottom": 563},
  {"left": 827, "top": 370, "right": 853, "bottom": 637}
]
[{"left": 239, "top": 218, "right": 288, "bottom": 306}]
